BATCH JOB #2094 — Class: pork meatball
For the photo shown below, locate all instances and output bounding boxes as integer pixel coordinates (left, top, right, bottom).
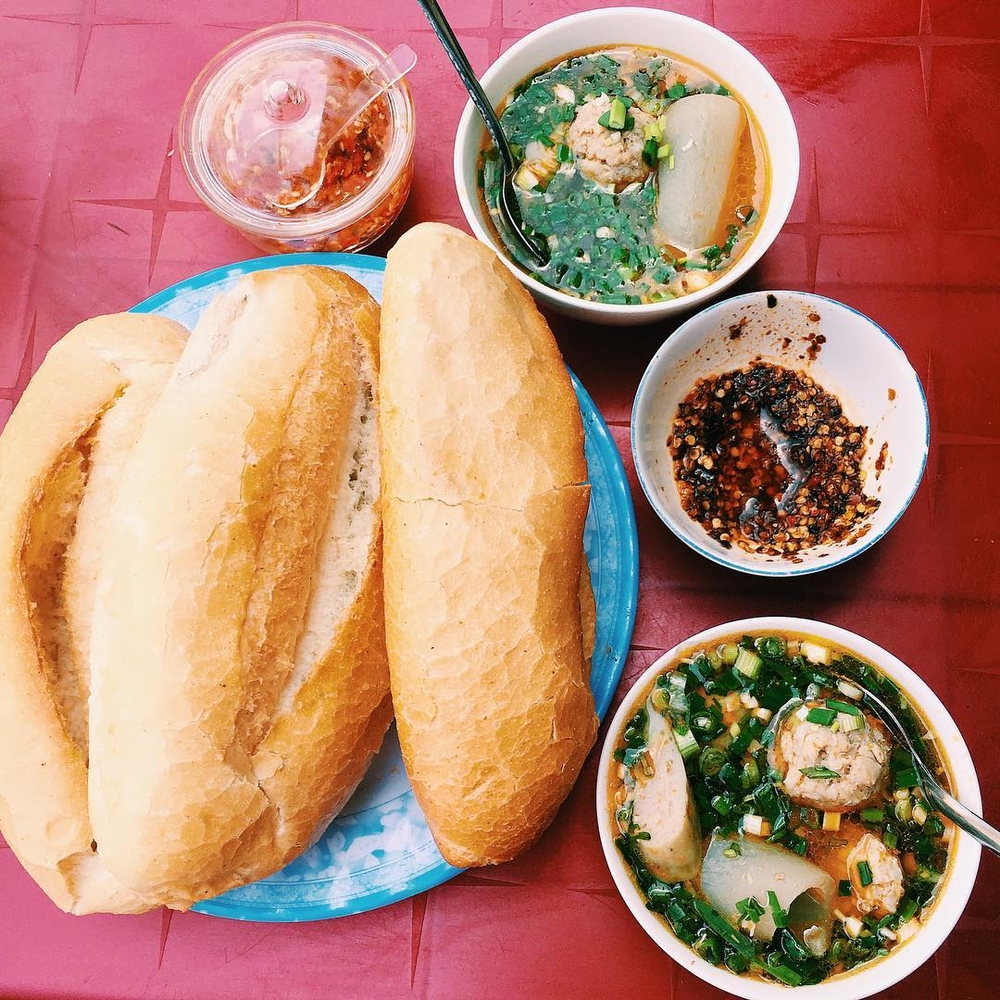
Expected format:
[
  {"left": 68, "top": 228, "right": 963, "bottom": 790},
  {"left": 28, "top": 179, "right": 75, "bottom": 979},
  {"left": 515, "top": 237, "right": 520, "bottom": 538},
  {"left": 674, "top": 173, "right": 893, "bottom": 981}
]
[
  {"left": 847, "top": 833, "right": 904, "bottom": 915},
  {"left": 770, "top": 709, "right": 889, "bottom": 812},
  {"left": 566, "top": 94, "right": 653, "bottom": 191}
]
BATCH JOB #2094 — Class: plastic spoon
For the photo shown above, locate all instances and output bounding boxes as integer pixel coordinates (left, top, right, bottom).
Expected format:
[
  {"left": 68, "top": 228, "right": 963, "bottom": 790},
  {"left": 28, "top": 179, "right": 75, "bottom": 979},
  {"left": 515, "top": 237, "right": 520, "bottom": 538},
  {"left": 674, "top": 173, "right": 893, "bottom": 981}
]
[
  {"left": 415, "top": 0, "right": 549, "bottom": 267},
  {"left": 262, "top": 43, "right": 416, "bottom": 210}
]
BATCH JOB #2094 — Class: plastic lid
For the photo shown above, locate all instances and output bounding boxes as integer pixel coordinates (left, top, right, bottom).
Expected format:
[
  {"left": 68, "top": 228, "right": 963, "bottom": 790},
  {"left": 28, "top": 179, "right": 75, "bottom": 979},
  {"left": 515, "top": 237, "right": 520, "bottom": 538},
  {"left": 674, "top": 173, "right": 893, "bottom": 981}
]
[{"left": 180, "top": 23, "right": 414, "bottom": 215}]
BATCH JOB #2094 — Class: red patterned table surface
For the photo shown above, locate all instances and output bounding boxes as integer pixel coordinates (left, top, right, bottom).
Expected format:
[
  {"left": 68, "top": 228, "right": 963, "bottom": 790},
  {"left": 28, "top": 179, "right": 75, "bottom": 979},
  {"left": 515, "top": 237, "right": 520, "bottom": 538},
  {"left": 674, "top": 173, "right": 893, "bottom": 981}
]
[{"left": 1, "top": 1, "right": 999, "bottom": 997}]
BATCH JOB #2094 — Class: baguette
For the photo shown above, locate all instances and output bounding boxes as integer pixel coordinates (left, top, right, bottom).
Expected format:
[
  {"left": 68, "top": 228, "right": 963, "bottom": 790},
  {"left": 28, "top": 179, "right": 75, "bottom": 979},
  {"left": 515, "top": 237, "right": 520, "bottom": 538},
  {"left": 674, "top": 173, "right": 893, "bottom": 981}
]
[
  {"left": 0, "top": 313, "right": 187, "bottom": 914},
  {"left": 88, "top": 266, "right": 391, "bottom": 908},
  {"left": 380, "top": 223, "right": 598, "bottom": 867}
]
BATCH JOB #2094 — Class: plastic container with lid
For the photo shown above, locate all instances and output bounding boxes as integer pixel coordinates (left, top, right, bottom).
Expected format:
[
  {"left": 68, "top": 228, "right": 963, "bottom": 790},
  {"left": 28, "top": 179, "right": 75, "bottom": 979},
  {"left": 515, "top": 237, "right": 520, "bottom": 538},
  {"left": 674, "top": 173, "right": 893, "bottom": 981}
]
[{"left": 179, "top": 22, "right": 416, "bottom": 254}]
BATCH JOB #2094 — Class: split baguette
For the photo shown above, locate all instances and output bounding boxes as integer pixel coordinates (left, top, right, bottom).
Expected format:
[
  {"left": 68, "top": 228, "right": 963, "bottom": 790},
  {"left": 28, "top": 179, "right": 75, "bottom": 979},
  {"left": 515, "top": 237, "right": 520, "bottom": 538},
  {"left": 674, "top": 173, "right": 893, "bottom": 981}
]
[
  {"left": 88, "top": 266, "right": 391, "bottom": 908},
  {"left": 0, "top": 313, "right": 187, "bottom": 914},
  {"left": 380, "top": 222, "right": 598, "bottom": 867}
]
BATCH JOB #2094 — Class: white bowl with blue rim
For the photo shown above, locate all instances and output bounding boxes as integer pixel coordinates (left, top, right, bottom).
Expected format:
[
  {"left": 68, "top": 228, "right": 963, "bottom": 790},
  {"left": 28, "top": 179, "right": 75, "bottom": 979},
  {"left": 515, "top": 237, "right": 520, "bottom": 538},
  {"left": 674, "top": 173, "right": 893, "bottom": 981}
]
[{"left": 631, "top": 291, "right": 929, "bottom": 576}]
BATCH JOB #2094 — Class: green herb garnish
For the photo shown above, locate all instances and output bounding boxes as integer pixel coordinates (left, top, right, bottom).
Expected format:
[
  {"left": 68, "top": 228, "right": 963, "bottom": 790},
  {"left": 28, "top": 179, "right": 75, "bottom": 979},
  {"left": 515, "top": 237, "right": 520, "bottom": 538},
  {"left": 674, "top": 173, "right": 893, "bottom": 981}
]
[{"left": 799, "top": 766, "right": 841, "bottom": 780}]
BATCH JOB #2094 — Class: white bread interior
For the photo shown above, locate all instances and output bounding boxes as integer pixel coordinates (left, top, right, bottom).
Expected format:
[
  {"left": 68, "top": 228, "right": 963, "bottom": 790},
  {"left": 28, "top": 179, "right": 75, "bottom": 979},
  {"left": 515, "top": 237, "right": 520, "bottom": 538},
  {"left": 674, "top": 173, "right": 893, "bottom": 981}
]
[
  {"left": 0, "top": 313, "right": 187, "bottom": 914},
  {"left": 380, "top": 223, "right": 598, "bottom": 867},
  {"left": 87, "top": 267, "right": 391, "bottom": 908}
]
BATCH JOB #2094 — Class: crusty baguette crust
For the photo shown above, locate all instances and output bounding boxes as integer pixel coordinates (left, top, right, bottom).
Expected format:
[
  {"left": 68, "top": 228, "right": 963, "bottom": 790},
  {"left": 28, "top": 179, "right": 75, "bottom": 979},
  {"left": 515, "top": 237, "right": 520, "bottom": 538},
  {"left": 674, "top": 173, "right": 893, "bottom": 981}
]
[
  {"left": 88, "top": 267, "right": 391, "bottom": 907},
  {"left": 0, "top": 313, "right": 187, "bottom": 914},
  {"left": 380, "top": 223, "right": 598, "bottom": 867}
]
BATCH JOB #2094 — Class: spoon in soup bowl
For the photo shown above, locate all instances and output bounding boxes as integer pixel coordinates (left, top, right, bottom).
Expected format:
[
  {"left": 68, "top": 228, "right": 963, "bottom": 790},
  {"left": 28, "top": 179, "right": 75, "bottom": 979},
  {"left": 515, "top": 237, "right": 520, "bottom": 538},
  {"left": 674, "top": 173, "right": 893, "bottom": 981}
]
[
  {"left": 416, "top": 0, "right": 550, "bottom": 268},
  {"left": 834, "top": 675, "right": 1000, "bottom": 857}
]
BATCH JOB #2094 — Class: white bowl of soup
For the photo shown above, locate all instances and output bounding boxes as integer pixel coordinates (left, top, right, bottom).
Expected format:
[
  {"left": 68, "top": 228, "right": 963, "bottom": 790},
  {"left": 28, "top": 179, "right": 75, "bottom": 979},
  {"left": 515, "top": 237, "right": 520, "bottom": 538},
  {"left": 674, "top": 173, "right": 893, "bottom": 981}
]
[
  {"left": 631, "top": 291, "right": 929, "bottom": 575},
  {"left": 452, "top": 7, "right": 798, "bottom": 326},
  {"left": 597, "top": 618, "right": 982, "bottom": 999}
]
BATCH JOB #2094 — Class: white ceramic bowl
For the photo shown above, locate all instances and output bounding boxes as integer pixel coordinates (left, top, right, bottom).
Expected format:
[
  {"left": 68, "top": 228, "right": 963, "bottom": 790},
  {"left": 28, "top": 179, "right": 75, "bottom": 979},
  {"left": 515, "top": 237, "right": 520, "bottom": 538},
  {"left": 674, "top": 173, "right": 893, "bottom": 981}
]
[
  {"left": 631, "top": 290, "right": 929, "bottom": 575},
  {"left": 453, "top": 7, "right": 799, "bottom": 326},
  {"left": 597, "top": 617, "right": 982, "bottom": 1000}
]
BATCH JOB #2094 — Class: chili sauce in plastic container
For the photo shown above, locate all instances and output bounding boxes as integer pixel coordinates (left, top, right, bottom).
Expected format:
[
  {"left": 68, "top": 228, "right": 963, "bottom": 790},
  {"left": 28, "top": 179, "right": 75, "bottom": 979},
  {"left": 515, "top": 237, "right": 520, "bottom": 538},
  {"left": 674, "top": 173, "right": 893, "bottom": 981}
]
[{"left": 179, "top": 22, "right": 416, "bottom": 254}]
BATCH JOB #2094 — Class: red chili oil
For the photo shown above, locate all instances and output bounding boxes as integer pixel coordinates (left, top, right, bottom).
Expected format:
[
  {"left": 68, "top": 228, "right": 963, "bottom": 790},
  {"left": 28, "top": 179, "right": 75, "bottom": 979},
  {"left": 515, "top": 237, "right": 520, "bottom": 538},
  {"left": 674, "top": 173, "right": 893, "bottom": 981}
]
[{"left": 669, "top": 362, "right": 880, "bottom": 557}]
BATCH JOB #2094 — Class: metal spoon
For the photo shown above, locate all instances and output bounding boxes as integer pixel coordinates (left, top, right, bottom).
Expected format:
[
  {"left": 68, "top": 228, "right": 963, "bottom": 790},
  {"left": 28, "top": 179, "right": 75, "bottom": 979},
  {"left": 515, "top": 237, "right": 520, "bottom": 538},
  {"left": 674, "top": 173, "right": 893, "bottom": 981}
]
[
  {"left": 415, "top": 0, "right": 550, "bottom": 267},
  {"left": 832, "top": 674, "right": 1000, "bottom": 857}
]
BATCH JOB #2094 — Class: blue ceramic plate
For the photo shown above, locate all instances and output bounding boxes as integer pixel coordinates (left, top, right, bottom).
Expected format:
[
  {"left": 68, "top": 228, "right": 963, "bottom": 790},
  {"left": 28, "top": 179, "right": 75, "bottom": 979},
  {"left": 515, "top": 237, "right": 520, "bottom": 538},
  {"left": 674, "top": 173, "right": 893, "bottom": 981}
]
[{"left": 131, "top": 253, "right": 639, "bottom": 922}]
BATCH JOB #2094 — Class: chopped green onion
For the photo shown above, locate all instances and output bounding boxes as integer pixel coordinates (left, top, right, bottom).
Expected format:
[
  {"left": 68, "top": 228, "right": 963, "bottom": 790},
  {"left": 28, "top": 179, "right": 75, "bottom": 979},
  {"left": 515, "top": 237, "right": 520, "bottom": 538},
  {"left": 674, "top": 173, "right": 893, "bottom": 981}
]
[
  {"left": 767, "top": 890, "right": 789, "bottom": 929},
  {"left": 838, "top": 879, "right": 853, "bottom": 896},
  {"left": 718, "top": 761, "right": 743, "bottom": 790},
  {"left": 692, "top": 900, "right": 754, "bottom": 958},
  {"left": 894, "top": 797, "right": 913, "bottom": 822},
  {"left": 720, "top": 644, "right": 740, "bottom": 665},
  {"left": 912, "top": 801, "right": 929, "bottom": 825},
  {"left": 734, "top": 647, "right": 762, "bottom": 679},
  {"left": 741, "top": 758, "right": 760, "bottom": 789},
  {"left": 784, "top": 832, "right": 809, "bottom": 856},
  {"left": 884, "top": 829, "right": 899, "bottom": 850},
  {"left": 825, "top": 698, "right": 861, "bottom": 716},
  {"left": 649, "top": 686, "right": 670, "bottom": 715},
  {"left": 693, "top": 930, "right": 723, "bottom": 965},
  {"left": 699, "top": 745, "right": 727, "bottom": 778},
  {"left": 555, "top": 142, "right": 572, "bottom": 163},
  {"left": 755, "top": 636, "right": 786, "bottom": 659},
  {"left": 672, "top": 723, "right": 699, "bottom": 760},
  {"left": 721, "top": 838, "right": 741, "bottom": 857},
  {"left": 896, "top": 898, "right": 919, "bottom": 923},
  {"left": 736, "top": 895, "right": 766, "bottom": 922},
  {"left": 838, "top": 712, "right": 865, "bottom": 733},
  {"left": 923, "top": 815, "right": 945, "bottom": 838},
  {"left": 667, "top": 670, "right": 687, "bottom": 694},
  {"left": 860, "top": 807, "right": 885, "bottom": 824},
  {"left": 759, "top": 962, "right": 802, "bottom": 987},
  {"left": 622, "top": 706, "right": 648, "bottom": 746},
  {"left": 656, "top": 142, "right": 672, "bottom": 160},
  {"left": 608, "top": 97, "right": 627, "bottom": 129},
  {"left": 667, "top": 82, "right": 687, "bottom": 100},
  {"left": 667, "top": 153, "right": 675, "bottom": 170},
  {"left": 806, "top": 706, "right": 837, "bottom": 726},
  {"left": 894, "top": 767, "right": 921, "bottom": 790},
  {"left": 857, "top": 860, "right": 874, "bottom": 887},
  {"left": 800, "top": 765, "right": 841, "bottom": 780}
]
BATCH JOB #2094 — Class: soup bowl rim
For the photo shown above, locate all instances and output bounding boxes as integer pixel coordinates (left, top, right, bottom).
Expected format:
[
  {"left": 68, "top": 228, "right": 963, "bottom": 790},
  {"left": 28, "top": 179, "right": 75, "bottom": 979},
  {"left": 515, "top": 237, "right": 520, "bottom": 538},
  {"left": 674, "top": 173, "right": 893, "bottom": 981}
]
[{"left": 596, "top": 616, "right": 982, "bottom": 999}]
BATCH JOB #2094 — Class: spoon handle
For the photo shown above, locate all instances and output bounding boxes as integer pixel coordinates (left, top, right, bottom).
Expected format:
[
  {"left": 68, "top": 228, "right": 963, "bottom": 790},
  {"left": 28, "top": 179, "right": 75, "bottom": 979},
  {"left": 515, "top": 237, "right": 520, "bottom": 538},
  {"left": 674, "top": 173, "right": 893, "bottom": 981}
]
[
  {"left": 923, "top": 774, "right": 1000, "bottom": 857},
  {"left": 415, "top": 0, "right": 515, "bottom": 171}
]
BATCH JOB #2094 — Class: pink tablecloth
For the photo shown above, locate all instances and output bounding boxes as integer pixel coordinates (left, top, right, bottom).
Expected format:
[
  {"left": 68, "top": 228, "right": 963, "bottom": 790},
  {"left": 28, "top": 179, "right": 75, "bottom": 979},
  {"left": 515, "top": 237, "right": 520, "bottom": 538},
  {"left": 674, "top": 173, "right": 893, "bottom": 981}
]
[{"left": 2, "top": 1, "right": 999, "bottom": 997}]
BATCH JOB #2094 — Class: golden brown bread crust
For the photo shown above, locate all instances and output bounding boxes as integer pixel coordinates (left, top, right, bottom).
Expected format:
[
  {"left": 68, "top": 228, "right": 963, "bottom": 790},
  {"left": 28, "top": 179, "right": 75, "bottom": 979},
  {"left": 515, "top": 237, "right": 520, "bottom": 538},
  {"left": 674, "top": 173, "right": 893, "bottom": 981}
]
[
  {"left": 379, "top": 225, "right": 587, "bottom": 507},
  {"left": 0, "top": 313, "right": 187, "bottom": 914},
  {"left": 380, "top": 223, "right": 598, "bottom": 867},
  {"left": 88, "top": 267, "right": 391, "bottom": 907}
]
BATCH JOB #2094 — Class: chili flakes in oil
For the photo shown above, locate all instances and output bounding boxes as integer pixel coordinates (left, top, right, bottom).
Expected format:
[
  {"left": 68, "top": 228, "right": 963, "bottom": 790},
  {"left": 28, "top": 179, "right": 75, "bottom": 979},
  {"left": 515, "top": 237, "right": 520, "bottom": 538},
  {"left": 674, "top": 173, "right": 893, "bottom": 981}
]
[{"left": 670, "top": 362, "right": 880, "bottom": 558}]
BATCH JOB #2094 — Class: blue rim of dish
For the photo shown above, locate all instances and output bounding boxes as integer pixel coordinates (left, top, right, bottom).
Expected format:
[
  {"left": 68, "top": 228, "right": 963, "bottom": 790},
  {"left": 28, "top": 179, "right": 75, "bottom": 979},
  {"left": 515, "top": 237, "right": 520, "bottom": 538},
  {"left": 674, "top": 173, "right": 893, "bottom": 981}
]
[
  {"left": 132, "top": 252, "right": 386, "bottom": 314},
  {"left": 631, "top": 289, "right": 930, "bottom": 579},
  {"left": 131, "top": 252, "right": 639, "bottom": 921}
]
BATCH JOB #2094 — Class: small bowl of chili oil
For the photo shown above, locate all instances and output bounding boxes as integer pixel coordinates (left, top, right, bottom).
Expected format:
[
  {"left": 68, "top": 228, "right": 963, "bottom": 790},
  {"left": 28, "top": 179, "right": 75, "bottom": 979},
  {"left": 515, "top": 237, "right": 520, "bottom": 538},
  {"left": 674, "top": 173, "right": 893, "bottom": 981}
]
[
  {"left": 631, "top": 291, "right": 929, "bottom": 576},
  {"left": 179, "top": 22, "right": 415, "bottom": 254}
]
